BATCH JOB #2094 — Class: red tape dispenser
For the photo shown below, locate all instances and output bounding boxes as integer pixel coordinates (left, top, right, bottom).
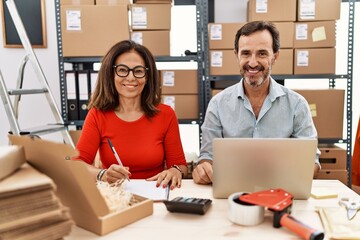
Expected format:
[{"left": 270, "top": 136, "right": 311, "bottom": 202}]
[{"left": 239, "top": 189, "right": 324, "bottom": 240}]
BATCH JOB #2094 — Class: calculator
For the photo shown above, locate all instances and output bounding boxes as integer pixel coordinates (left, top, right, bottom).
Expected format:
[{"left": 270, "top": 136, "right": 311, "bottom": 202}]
[{"left": 163, "top": 197, "right": 212, "bottom": 215}]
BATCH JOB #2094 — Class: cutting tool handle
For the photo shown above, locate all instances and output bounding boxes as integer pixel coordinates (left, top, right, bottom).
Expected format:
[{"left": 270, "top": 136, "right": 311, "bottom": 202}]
[{"left": 280, "top": 213, "right": 324, "bottom": 240}]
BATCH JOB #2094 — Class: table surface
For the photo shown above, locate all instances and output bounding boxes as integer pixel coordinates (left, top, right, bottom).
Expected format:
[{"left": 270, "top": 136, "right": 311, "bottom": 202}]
[{"left": 65, "top": 180, "right": 359, "bottom": 240}]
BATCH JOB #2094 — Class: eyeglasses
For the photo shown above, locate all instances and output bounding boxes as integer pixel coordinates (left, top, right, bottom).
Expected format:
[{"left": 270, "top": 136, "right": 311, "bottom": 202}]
[{"left": 113, "top": 64, "right": 148, "bottom": 78}]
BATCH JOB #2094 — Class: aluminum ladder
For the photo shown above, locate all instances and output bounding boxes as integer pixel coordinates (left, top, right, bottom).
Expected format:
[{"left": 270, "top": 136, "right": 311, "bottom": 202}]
[{"left": 0, "top": 0, "right": 74, "bottom": 147}]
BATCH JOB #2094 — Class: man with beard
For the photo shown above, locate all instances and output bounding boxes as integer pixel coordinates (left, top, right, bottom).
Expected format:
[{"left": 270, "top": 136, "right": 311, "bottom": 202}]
[{"left": 192, "top": 21, "right": 320, "bottom": 185}]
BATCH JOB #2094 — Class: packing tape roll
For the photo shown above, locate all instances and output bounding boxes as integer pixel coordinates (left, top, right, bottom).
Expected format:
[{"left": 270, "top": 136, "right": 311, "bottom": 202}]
[{"left": 228, "top": 192, "right": 264, "bottom": 226}]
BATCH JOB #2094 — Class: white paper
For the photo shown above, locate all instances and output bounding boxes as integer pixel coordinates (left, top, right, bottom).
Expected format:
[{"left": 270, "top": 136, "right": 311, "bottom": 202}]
[
  {"left": 132, "top": 7, "right": 147, "bottom": 29},
  {"left": 163, "top": 96, "right": 175, "bottom": 110},
  {"left": 124, "top": 180, "right": 169, "bottom": 202},
  {"left": 297, "top": 50, "right": 309, "bottom": 67},
  {"left": 131, "top": 32, "right": 143, "bottom": 45},
  {"left": 299, "top": 0, "right": 315, "bottom": 20},
  {"left": 296, "top": 24, "right": 308, "bottom": 40},
  {"left": 211, "top": 51, "right": 223, "bottom": 67},
  {"left": 162, "top": 71, "right": 175, "bottom": 87},
  {"left": 210, "top": 24, "right": 222, "bottom": 40},
  {"left": 255, "top": 0, "right": 268, "bottom": 13},
  {"left": 66, "top": 10, "right": 81, "bottom": 31}
]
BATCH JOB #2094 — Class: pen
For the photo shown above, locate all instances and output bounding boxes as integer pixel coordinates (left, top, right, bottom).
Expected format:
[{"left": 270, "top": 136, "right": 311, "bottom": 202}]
[{"left": 107, "top": 138, "right": 130, "bottom": 181}]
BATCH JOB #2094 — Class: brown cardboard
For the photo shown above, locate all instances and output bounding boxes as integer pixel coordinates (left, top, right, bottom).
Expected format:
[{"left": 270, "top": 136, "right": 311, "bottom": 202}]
[
  {"left": 294, "top": 89, "right": 345, "bottom": 139},
  {"left": 134, "top": 0, "right": 172, "bottom": 3},
  {"left": 317, "top": 169, "right": 348, "bottom": 185},
  {"left": 95, "top": 0, "right": 130, "bottom": 5},
  {"left": 208, "top": 23, "right": 245, "bottom": 50},
  {"left": 293, "top": 48, "right": 336, "bottom": 74},
  {"left": 161, "top": 95, "right": 198, "bottom": 119},
  {"left": 211, "top": 89, "right": 223, "bottom": 97},
  {"left": 130, "top": 4, "right": 171, "bottom": 30},
  {"left": 248, "top": 0, "right": 297, "bottom": 22},
  {"left": 297, "top": 0, "right": 341, "bottom": 21},
  {"left": 272, "top": 48, "right": 293, "bottom": 75},
  {"left": 273, "top": 22, "right": 294, "bottom": 49},
  {"left": 0, "top": 145, "right": 26, "bottom": 180},
  {"left": 210, "top": 50, "right": 238, "bottom": 75},
  {"left": 160, "top": 70, "right": 198, "bottom": 94},
  {"left": 60, "top": 0, "right": 94, "bottom": 5},
  {"left": 294, "top": 21, "right": 336, "bottom": 48},
  {"left": 61, "top": 5, "right": 129, "bottom": 57},
  {"left": 319, "top": 144, "right": 347, "bottom": 170},
  {"left": 131, "top": 30, "right": 170, "bottom": 56},
  {"left": 8, "top": 135, "right": 153, "bottom": 236}
]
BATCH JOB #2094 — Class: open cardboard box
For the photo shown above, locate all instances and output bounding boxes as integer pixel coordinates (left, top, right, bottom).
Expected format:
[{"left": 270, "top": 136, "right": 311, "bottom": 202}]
[{"left": 8, "top": 135, "right": 153, "bottom": 236}]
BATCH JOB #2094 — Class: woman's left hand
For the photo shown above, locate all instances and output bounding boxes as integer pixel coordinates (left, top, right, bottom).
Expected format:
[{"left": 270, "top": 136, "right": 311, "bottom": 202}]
[{"left": 147, "top": 168, "right": 182, "bottom": 190}]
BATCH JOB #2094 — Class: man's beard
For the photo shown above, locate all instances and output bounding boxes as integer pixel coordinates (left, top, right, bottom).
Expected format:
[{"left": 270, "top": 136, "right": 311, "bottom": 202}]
[{"left": 241, "top": 64, "right": 270, "bottom": 88}]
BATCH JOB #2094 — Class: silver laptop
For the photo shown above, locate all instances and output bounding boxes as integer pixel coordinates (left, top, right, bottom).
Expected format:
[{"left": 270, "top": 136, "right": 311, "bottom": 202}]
[{"left": 212, "top": 138, "right": 317, "bottom": 199}]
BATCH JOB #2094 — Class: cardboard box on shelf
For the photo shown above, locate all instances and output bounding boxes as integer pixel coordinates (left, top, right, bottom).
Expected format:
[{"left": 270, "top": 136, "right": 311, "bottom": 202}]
[
  {"left": 208, "top": 23, "right": 245, "bottom": 50},
  {"left": 273, "top": 22, "right": 294, "bottom": 49},
  {"left": 60, "top": 0, "right": 94, "bottom": 5},
  {"left": 297, "top": 0, "right": 341, "bottom": 21},
  {"left": 294, "top": 89, "right": 345, "bottom": 139},
  {"left": 319, "top": 144, "right": 347, "bottom": 170},
  {"left": 272, "top": 48, "right": 293, "bottom": 75},
  {"left": 317, "top": 169, "right": 348, "bottom": 186},
  {"left": 95, "top": 0, "right": 130, "bottom": 5},
  {"left": 130, "top": 4, "right": 171, "bottom": 30},
  {"left": 160, "top": 70, "right": 198, "bottom": 94},
  {"left": 294, "top": 21, "right": 336, "bottom": 48},
  {"left": 134, "top": 0, "right": 172, "bottom": 3},
  {"left": 209, "top": 50, "right": 238, "bottom": 75},
  {"left": 8, "top": 135, "right": 153, "bottom": 236},
  {"left": 293, "top": 48, "right": 336, "bottom": 74},
  {"left": 161, "top": 95, "right": 198, "bottom": 119},
  {"left": 247, "top": 0, "right": 296, "bottom": 22},
  {"left": 131, "top": 30, "right": 170, "bottom": 56},
  {"left": 61, "top": 5, "right": 129, "bottom": 57}
]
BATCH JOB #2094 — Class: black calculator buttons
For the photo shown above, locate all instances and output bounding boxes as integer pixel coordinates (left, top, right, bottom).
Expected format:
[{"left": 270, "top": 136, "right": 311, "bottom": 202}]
[{"left": 163, "top": 197, "right": 212, "bottom": 215}]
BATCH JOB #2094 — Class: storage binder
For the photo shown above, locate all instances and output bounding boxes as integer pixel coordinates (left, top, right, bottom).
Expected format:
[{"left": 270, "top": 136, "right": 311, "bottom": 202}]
[
  {"left": 77, "top": 70, "right": 90, "bottom": 120},
  {"left": 65, "top": 71, "right": 78, "bottom": 121}
]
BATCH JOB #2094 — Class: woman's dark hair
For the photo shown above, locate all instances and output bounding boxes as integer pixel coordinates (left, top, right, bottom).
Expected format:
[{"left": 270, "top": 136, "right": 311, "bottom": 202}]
[
  {"left": 234, "top": 21, "right": 280, "bottom": 54},
  {"left": 88, "top": 40, "right": 160, "bottom": 118}
]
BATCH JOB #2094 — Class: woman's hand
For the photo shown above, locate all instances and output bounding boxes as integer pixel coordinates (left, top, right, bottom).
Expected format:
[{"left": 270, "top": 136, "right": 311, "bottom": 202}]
[
  {"left": 147, "top": 168, "right": 182, "bottom": 190},
  {"left": 101, "top": 164, "right": 131, "bottom": 184}
]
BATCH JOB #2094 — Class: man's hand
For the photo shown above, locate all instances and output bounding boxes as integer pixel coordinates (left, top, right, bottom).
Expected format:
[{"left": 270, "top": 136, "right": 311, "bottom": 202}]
[{"left": 192, "top": 160, "right": 213, "bottom": 185}]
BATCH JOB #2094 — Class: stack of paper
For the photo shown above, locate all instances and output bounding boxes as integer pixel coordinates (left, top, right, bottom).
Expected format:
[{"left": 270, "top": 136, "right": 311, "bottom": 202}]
[{"left": 0, "top": 164, "right": 73, "bottom": 240}]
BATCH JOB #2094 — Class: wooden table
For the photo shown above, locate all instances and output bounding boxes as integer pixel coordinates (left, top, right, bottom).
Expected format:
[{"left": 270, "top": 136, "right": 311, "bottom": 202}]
[{"left": 65, "top": 180, "right": 359, "bottom": 240}]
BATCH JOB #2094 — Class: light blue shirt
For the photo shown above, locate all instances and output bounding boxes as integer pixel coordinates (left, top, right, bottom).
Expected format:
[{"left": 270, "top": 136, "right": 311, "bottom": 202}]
[{"left": 199, "top": 78, "right": 320, "bottom": 166}]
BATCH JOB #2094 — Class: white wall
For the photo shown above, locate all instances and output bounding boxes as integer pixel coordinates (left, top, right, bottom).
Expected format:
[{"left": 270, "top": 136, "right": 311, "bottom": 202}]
[{"left": 0, "top": 2, "right": 359, "bottom": 155}]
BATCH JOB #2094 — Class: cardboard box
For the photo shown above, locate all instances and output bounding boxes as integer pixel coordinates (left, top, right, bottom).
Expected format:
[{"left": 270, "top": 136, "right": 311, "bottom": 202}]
[
  {"left": 248, "top": 0, "right": 296, "bottom": 22},
  {"left": 294, "top": 89, "right": 345, "bottom": 139},
  {"left": 210, "top": 50, "right": 238, "bottom": 75},
  {"left": 297, "top": 0, "right": 341, "bottom": 21},
  {"left": 319, "top": 144, "right": 347, "bottom": 170},
  {"left": 61, "top": 0, "right": 94, "bottom": 5},
  {"left": 134, "top": 0, "right": 172, "bottom": 3},
  {"left": 61, "top": 5, "right": 129, "bottom": 57},
  {"left": 0, "top": 145, "right": 26, "bottom": 180},
  {"left": 294, "top": 21, "right": 336, "bottom": 48},
  {"left": 272, "top": 22, "right": 294, "bottom": 49},
  {"left": 208, "top": 23, "right": 245, "bottom": 50},
  {"left": 130, "top": 4, "right": 171, "bottom": 30},
  {"left": 8, "top": 135, "right": 153, "bottom": 236},
  {"left": 293, "top": 48, "right": 336, "bottom": 74},
  {"left": 317, "top": 169, "right": 348, "bottom": 185},
  {"left": 272, "top": 48, "right": 293, "bottom": 75},
  {"left": 161, "top": 95, "right": 198, "bottom": 119},
  {"left": 131, "top": 30, "right": 170, "bottom": 56},
  {"left": 95, "top": 0, "right": 130, "bottom": 5},
  {"left": 160, "top": 70, "right": 198, "bottom": 94}
]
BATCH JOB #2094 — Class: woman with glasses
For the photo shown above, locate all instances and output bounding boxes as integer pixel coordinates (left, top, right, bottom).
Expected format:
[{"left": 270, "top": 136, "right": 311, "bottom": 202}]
[{"left": 74, "top": 40, "right": 187, "bottom": 190}]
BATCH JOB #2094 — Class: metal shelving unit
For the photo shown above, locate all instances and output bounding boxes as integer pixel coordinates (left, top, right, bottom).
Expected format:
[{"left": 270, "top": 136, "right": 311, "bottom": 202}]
[
  {"left": 55, "top": 0, "right": 206, "bottom": 129},
  {"left": 198, "top": 0, "right": 355, "bottom": 186}
]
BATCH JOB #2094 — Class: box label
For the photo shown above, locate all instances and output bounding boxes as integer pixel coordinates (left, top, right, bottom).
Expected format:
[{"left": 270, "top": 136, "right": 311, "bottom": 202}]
[
  {"left": 66, "top": 10, "right": 81, "bottom": 31},
  {"left": 132, "top": 7, "right": 147, "bottom": 29},
  {"left": 296, "top": 24, "right": 308, "bottom": 40},
  {"left": 211, "top": 51, "right": 223, "bottom": 67},
  {"left": 163, "top": 96, "right": 175, "bottom": 110},
  {"left": 255, "top": 0, "right": 268, "bottom": 13},
  {"left": 309, "top": 104, "right": 317, "bottom": 117},
  {"left": 297, "top": 50, "right": 309, "bottom": 66},
  {"left": 210, "top": 24, "right": 222, "bottom": 40},
  {"left": 131, "top": 32, "right": 143, "bottom": 45},
  {"left": 299, "top": 0, "right": 315, "bottom": 20},
  {"left": 163, "top": 71, "right": 175, "bottom": 87}
]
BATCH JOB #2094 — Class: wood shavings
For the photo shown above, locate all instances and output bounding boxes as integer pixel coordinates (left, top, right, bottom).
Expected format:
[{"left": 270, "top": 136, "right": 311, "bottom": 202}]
[{"left": 96, "top": 179, "right": 138, "bottom": 212}]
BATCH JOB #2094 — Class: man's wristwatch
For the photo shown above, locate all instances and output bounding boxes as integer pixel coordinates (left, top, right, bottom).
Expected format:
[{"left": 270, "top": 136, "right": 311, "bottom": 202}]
[{"left": 171, "top": 164, "right": 183, "bottom": 177}]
